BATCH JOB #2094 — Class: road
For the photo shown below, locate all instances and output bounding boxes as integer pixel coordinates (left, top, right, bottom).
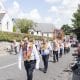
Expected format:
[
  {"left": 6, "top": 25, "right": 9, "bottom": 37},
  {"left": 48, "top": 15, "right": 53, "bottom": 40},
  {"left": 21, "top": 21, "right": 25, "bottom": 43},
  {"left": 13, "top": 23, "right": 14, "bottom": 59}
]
[{"left": 0, "top": 48, "right": 75, "bottom": 80}]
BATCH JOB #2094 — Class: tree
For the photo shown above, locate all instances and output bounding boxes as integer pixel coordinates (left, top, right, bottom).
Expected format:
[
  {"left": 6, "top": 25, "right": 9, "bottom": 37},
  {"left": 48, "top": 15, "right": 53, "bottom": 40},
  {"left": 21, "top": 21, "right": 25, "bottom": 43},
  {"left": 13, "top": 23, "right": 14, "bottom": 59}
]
[
  {"left": 72, "top": 5, "right": 80, "bottom": 28},
  {"left": 61, "top": 24, "right": 72, "bottom": 35},
  {"left": 13, "top": 26, "right": 16, "bottom": 32},
  {"left": 72, "top": 4, "right": 80, "bottom": 41},
  {"left": 14, "top": 19, "right": 34, "bottom": 33}
]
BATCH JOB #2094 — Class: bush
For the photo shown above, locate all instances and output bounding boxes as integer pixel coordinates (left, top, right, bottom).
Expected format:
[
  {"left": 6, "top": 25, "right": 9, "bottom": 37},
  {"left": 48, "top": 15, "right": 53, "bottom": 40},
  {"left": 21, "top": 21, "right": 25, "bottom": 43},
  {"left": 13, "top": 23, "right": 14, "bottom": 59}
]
[
  {"left": 0, "top": 31, "right": 52, "bottom": 42},
  {"left": 0, "top": 31, "right": 25, "bottom": 42}
]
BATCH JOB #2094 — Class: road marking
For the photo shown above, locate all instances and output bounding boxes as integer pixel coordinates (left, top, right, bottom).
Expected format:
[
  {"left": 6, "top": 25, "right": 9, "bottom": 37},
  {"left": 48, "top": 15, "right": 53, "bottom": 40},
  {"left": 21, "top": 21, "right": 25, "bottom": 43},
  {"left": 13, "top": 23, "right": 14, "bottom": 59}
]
[{"left": 0, "top": 62, "right": 18, "bottom": 70}]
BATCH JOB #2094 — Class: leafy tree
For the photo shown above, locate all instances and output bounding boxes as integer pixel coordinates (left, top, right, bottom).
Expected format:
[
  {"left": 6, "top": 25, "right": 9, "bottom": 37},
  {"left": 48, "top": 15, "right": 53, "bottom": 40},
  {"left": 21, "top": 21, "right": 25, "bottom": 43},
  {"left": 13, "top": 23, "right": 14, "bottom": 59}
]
[
  {"left": 14, "top": 19, "right": 34, "bottom": 33},
  {"left": 61, "top": 24, "right": 72, "bottom": 35},
  {"left": 72, "top": 5, "right": 80, "bottom": 28},
  {"left": 72, "top": 5, "right": 80, "bottom": 41}
]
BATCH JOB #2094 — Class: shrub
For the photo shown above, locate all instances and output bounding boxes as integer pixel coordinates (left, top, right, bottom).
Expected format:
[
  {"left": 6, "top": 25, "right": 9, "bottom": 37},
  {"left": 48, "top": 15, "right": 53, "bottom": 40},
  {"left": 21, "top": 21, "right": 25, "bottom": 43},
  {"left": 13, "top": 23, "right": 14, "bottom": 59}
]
[{"left": 0, "top": 31, "right": 52, "bottom": 42}]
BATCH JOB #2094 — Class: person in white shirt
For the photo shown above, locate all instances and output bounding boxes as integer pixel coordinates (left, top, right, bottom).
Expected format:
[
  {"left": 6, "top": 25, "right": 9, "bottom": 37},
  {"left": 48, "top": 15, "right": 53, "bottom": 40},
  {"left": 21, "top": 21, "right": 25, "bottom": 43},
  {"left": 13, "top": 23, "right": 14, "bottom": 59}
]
[
  {"left": 11, "top": 40, "right": 19, "bottom": 54},
  {"left": 20, "top": 37, "right": 39, "bottom": 80},
  {"left": 64, "top": 40, "right": 71, "bottom": 54},
  {"left": 53, "top": 39, "right": 59, "bottom": 62},
  {"left": 40, "top": 38, "right": 50, "bottom": 73},
  {"left": 59, "top": 41, "right": 64, "bottom": 57}
]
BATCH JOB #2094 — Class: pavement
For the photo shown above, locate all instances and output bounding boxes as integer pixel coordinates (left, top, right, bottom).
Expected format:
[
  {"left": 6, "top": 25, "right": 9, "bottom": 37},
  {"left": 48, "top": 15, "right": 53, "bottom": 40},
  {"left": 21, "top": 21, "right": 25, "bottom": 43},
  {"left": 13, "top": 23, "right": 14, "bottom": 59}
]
[{"left": 0, "top": 47, "right": 76, "bottom": 80}]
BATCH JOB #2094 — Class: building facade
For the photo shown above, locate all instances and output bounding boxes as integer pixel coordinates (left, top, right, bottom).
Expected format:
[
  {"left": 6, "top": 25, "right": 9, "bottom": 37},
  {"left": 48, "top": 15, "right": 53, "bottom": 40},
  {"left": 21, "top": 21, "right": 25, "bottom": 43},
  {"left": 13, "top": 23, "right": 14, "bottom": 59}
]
[
  {"left": 29, "top": 23, "right": 55, "bottom": 38},
  {"left": 0, "top": 2, "right": 13, "bottom": 32}
]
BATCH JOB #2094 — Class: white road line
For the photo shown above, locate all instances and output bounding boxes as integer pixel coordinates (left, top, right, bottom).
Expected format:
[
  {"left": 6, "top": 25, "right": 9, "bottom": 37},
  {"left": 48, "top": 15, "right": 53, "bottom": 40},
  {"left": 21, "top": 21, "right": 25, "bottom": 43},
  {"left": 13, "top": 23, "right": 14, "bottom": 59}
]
[{"left": 0, "top": 62, "right": 18, "bottom": 70}]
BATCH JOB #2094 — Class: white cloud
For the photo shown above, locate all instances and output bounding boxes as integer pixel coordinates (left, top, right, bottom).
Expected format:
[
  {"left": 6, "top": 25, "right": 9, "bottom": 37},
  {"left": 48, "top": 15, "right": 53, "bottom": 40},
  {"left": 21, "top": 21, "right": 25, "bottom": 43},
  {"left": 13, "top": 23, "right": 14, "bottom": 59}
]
[
  {"left": 17, "top": 9, "right": 42, "bottom": 22},
  {"left": 28, "top": 9, "right": 42, "bottom": 21},
  {"left": 6, "top": 0, "right": 80, "bottom": 28},
  {"left": 0, "top": 0, "right": 7, "bottom": 3},
  {"left": 7, "top": 1, "right": 53, "bottom": 24},
  {"left": 45, "top": 0, "right": 61, "bottom": 4},
  {"left": 44, "top": 16, "right": 53, "bottom": 23},
  {"left": 49, "top": 6, "right": 58, "bottom": 12},
  {"left": 7, "top": 1, "right": 21, "bottom": 18},
  {"left": 48, "top": 0, "right": 80, "bottom": 27}
]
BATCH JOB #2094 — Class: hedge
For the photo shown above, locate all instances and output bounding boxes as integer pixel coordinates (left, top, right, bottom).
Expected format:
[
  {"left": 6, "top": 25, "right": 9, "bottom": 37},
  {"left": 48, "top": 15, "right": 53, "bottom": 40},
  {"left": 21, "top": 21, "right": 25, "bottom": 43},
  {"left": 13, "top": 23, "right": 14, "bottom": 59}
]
[{"left": 0, "top": 31, "right": 52, "bottom": 42}]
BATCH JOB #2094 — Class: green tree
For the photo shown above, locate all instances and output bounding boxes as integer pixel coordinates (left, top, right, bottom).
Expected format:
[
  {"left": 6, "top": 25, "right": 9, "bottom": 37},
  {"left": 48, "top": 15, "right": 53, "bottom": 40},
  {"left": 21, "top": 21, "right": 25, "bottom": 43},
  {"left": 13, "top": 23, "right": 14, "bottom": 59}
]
[
  {"left": 14, "top": 19, "right": 34, "bottom": 33},
  {"left": 72, "top": 5, "right": 80, "bottom": 28},
  {"left": 72, "top": 5, "right": 80, "bottom": 41},
  {"left": 61, "top": 24, "right": 72, "bottom": 35}
]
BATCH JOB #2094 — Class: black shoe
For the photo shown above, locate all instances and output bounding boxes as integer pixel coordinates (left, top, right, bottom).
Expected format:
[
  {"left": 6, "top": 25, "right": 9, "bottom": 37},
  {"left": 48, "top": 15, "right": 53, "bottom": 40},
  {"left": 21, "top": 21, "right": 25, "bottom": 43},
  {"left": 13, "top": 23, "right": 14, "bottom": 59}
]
[
  {"left": 44, "top": 70, "right": 47, "bottom": 73},
  {"left": 43, "top": 69, "right": 47, "bottom": 73},
  {"left": 53, "top": 61, "right": 56, "bottom": 63}
]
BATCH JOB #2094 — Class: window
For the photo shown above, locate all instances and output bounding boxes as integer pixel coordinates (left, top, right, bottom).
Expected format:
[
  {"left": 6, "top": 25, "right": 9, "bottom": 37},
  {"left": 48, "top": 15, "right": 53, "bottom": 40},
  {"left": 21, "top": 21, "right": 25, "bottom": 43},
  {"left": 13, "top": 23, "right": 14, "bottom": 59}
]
[
  {"left": 7, "top": 22, "right": 9, "bottom": 29},
  {"left": 31, "top": 31, "right": 34, "bottom": 35}
]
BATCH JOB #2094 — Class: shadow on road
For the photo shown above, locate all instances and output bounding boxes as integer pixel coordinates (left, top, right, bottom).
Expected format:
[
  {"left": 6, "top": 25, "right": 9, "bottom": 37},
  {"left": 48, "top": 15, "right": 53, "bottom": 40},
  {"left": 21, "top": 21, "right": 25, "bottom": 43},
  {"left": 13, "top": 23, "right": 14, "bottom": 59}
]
[
  {"left": 48, "top": 60, "right": 53, "bottom": 63},
  {"left": 39, "top": 68, "right": 44, "bottom": 73}
]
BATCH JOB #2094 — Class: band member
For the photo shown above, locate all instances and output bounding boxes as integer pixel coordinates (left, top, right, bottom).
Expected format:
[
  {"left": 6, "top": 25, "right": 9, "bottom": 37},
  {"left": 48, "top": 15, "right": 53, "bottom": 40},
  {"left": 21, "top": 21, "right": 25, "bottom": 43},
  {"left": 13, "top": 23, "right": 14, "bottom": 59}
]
[
  {"left": 75, "top": 42, "right": 80, "bottom": 58},
  {"left": 59, "top": 41, "right": 64, "bottom": 57},
  {"left": 53, "top": 39, "right": 59, "bottom": 62},
  {"left": 41, "top": 38, "right": 50, "bottom": 73},
  {"left": 22, "top": 37, "right": 39, "bottom": 80},
  {"left": 64, "top": 40, "right": 71, "bottom": 54},
  {"left": 11, "top": 40, "right": 19, "bottom": 54}
]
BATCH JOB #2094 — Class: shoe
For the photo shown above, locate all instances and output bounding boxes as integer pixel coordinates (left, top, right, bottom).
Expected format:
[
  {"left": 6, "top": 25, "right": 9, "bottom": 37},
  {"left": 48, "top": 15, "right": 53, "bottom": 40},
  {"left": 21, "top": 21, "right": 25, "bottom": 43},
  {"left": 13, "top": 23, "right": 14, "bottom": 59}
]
[
  {"left": 43, "top": 69, "right": 47, "bottom": 73},
  {"left": 44, "top": 70, "right": 47, "bottom": 73},
  {"left": 53, "top": 61, "right": 56, "bottom": 63}
]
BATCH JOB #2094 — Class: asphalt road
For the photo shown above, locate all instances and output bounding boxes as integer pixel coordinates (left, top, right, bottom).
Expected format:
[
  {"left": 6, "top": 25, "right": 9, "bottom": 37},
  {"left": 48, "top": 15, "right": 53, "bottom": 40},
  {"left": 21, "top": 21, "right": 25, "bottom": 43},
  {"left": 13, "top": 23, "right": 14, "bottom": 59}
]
[{"left": 0, "top": 48, "right": 75, "bottom": 80}]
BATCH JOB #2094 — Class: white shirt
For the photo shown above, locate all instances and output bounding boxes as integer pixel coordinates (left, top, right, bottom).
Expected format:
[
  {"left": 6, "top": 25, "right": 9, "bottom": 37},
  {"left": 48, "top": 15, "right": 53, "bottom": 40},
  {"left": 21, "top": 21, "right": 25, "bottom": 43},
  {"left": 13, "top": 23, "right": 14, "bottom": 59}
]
[{"left": 30, "top": 44, "right": 40, "bottom": 61}]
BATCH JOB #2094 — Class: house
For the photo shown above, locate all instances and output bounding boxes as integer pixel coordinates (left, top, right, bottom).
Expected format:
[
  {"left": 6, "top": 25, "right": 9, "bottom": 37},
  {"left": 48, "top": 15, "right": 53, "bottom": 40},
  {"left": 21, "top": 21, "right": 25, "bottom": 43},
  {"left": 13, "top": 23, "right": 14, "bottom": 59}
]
[
  {"left": 29, "top": 23, "right": 55, "bottom": 37},
  {"left": 0, "top": 2, "right": 13, "bottom": 32}
]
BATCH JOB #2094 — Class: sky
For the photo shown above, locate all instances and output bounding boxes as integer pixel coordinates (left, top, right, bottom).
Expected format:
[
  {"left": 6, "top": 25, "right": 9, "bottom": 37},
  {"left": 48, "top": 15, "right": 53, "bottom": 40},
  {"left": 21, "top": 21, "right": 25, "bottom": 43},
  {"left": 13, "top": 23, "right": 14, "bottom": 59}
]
[{"left": 0, "top": 0, "right": 80, "bottom": 28}]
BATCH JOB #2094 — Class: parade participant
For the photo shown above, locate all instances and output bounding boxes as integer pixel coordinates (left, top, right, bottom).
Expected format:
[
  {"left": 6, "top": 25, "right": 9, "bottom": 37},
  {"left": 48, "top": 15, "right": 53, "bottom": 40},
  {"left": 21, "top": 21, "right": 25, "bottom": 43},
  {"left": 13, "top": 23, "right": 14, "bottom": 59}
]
[
  {"left": 33, "top": 39, "right": 40, "bottom": 70},
  {"left": 59, "top": 41, "right": 64, "bottom": 57},
  {"left": 18, "top": 40, "right": 24, "bottom": 70},
  {"left": 75, "top": 42, "right": 80, "bottom": 58},
  {"left": 22, "top": 37, "right": 39, "bottom": 80},
  {"left": 64, "top": 40, "right": 71, "bottom": 54},
  {"left": 11, "top": 40, "right": 19, "bottom": 54},
  {"left": 48, "top": 41, "right": 53, "bottom": 56},
  {"left": 41, "top": 38, "right": 50, "bottom": 73},
  {"left": 53, "top": 39, "right": 59, "bottom": 62}
]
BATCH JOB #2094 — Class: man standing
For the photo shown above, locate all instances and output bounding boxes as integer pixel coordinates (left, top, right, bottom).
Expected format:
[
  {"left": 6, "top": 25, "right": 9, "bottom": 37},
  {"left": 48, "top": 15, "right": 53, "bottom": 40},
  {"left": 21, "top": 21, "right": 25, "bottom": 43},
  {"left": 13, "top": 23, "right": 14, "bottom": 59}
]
[
  {"left": 41, "top": 38, "right": 50, "bottom": 73},
  {"left": 53, "top": 39, "right": 59, "bottom": 62},
  {"left": 22, "top": 37, "right": 39, "bottom": 80}
]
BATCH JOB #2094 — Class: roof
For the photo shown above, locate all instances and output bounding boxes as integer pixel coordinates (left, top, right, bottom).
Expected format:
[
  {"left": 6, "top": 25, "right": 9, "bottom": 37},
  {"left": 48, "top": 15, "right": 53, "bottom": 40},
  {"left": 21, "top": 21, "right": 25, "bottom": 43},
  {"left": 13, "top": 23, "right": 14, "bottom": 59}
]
[
  {"left": 33, "top": 23, "right": 55, "bottom": 33},
  {"left": 0, "top": 13, "right": 5, "bottom": 21}
]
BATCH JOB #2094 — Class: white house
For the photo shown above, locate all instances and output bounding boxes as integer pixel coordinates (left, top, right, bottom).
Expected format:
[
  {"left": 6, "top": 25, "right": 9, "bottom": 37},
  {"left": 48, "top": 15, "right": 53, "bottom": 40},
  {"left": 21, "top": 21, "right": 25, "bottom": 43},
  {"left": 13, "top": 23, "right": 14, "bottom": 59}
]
[
  {"left": 29, "top": 23, "right": 55, "bottom": 38},
  {"left": 0, "top": 2, "right": 13, "bottom": 32}
]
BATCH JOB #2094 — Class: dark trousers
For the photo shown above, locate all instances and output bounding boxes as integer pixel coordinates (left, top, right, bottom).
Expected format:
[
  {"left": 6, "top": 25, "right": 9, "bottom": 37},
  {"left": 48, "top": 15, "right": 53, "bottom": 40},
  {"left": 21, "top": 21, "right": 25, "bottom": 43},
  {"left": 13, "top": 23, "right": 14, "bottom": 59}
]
[
  {"left": 24, "top": 60, "right": 36, "bottom": 80},
  {"left": 42, "top": 54, "right": 49, "bottom": 72},
  {"left": 14, "top": 46, "right": 18, "bottom": 54},
  {"left": 64, "top": 47, "right": 70, "bottom": 54},
  {"left": 59, "top": 48, "right": 63, "bottom": 57},
  {"left": 53, "top": 51, "right": 58, "bottom": 62}
]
